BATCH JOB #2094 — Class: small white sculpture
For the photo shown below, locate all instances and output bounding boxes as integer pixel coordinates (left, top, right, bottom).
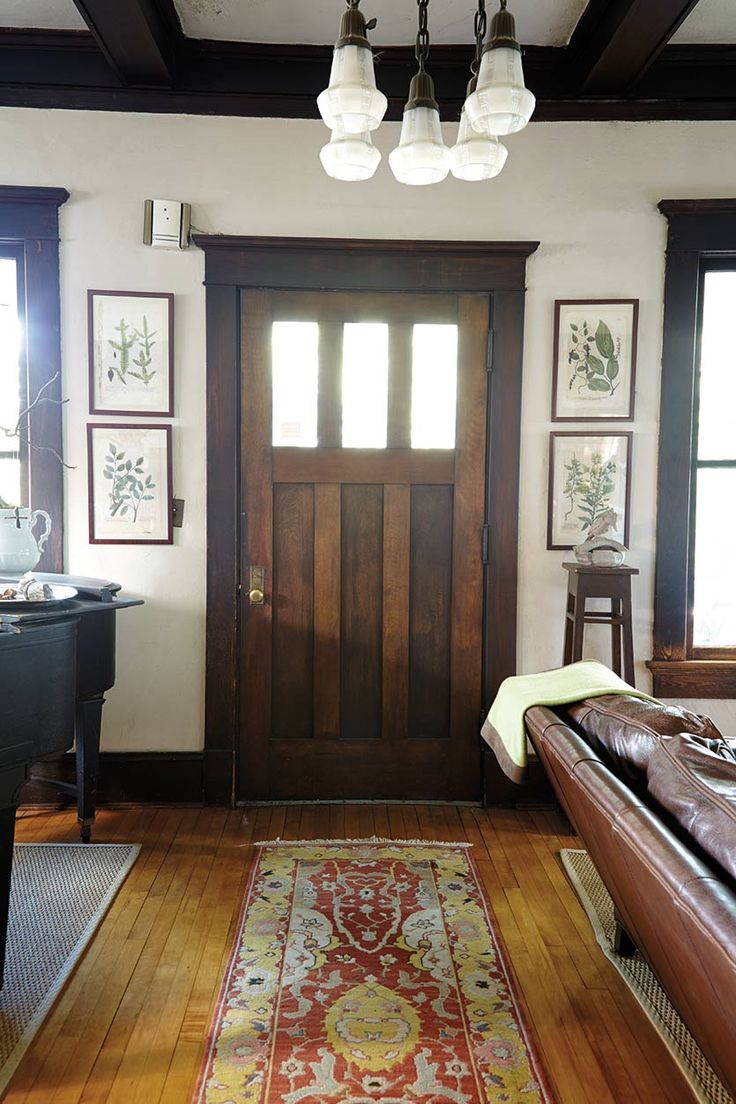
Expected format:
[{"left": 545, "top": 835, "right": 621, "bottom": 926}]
[{"left": 573, "top": 507, "right": 627, "bottom": 566}]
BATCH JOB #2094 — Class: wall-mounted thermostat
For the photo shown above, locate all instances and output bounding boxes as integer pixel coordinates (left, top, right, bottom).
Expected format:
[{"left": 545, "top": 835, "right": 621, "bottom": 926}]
[{"left": 143, "top": 199, "right": 191, "bottom": 250}]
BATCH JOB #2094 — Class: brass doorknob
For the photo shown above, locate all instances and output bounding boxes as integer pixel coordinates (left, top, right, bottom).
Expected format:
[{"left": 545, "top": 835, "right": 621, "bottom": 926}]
[{"left": 249, "top": 587, "right": 265, "bottom": 605}]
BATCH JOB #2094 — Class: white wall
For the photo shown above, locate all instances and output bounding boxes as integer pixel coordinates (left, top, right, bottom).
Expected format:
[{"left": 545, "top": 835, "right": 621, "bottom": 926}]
[{"left": 3, "top": 107, "right": 735, "bottom": 750}]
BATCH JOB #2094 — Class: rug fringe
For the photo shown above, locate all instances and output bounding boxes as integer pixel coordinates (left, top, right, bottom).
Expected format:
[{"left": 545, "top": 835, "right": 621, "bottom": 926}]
[{"left": 254, "top": 837, "right": 472, "bottom": 848}]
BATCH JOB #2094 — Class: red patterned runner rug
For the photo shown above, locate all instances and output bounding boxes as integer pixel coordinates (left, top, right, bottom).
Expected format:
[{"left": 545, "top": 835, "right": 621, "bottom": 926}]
[{"left": 194, "top": 840, "right": 554, "bottom": 1103}]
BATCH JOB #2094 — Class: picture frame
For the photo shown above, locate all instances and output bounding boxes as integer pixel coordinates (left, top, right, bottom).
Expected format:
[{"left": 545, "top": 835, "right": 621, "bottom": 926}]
[
  {"left": 547, "top": 431, "right": 632, "bottom": 551},
  {"left": 87, "top": 423, "right": 173, "bottom": 545},
  {"left": 88, "top": 289, "right": 174, "bottom": 416},
  {"left": 552, "top": 299, "right": 638, "bottom": 421}
]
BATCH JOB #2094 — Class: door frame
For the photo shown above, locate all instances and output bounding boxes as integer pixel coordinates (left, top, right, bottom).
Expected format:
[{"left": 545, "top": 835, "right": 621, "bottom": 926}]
[{"left": 196, "top": 235, "right": 539, "bottom": 804}]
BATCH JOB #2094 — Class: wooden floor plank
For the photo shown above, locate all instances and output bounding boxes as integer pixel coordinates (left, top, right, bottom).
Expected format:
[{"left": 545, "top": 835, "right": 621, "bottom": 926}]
[{"left": 3, "top": 804, "right": 699, "bottom": 1104}]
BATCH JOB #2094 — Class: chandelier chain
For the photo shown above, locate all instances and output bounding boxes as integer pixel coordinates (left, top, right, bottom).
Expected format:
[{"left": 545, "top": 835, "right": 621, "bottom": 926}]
[
  {"left": 472, "top": 0, "right": 487, "bottom": 76},
  {"left": 415, "top": 0, "right": 430, "bottom": 71}
]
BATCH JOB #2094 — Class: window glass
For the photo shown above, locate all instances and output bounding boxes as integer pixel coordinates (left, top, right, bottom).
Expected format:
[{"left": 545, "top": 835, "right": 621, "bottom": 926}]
[
  {"left": 342, "top": 322, "right": 388, "bottom": 448},
  {"left": 271, "top": 322, "right": 319, "bottom": 447},
  {"left": 693, "top": 468, "right": 736, "bottom": 647},
  {"left": 0, "top": 257, "right": 21, "bottom": 506},
  {"left": 411, "top": 324, "right": 458, "bottom": 449},
  {"left": 697, "top": 270, "right": 736, "bottom": 460}
]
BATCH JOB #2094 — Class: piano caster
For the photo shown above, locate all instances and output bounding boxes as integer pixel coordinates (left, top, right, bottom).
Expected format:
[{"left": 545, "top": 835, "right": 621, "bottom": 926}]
[{"left": 79, "top": 820, "right": 93, "bottom": 844}]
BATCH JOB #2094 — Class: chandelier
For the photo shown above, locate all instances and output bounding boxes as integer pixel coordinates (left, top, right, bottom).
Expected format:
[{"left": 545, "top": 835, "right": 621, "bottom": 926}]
[{"left": 318, "top": 0, "right": 535, "bottom": 185}]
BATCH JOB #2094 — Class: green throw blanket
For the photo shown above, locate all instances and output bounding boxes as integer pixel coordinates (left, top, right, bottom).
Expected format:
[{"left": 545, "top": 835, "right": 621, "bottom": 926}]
[{"left": 481, "top": 660, "right": 659, "bottom": 783}]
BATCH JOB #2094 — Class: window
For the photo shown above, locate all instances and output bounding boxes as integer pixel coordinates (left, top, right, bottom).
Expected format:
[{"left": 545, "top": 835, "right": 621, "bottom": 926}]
[
  {"left": 0, "top": 247, "right": 24, "bottom": 506},
  {"left": 691, "top": 267, "right": 736, "bottom": 652},
  {"left": 0, "top": 187, "right": 69, "bottom": 571},
  {"left": 650, "top": 201, "right": 736, "bottom": 697},
  {"left": 270, "top": 315, "right": 458, "bottom": 452}
]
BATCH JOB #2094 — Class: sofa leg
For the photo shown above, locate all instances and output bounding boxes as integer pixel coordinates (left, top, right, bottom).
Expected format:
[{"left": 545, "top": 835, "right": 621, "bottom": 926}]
[{"left": 614, "top": 917, "right": 637, "bottom": 958}]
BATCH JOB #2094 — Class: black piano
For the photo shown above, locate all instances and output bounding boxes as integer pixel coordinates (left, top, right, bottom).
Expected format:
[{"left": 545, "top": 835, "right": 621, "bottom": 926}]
[{"left": 0, "top": 574, "right": 141, "bottom": 984}]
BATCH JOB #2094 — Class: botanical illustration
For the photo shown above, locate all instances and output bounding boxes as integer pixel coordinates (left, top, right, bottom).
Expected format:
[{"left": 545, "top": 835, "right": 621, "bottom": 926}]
[
  {"left": 104, "top": 443, "right": 156, "bottom": 522},
  {"left": 107, "top": 315, "right": 158, "bottom": 388},
  {"left": 89, "top": 291, "right": 173, "bottom": 415},
  {"left": 566, "top": 318, "right": 621, "bottom": 397},
  {"left": 548, "top": 433, "right": 630, "bottom": 549},
  {"left": 88, "top": 423, "right": 172, "bottom": 544},
  {"left": 563, "top": 451, "right": 616, "bottom": 530},
  {"left": 553, "top": 300, "right": 638, "bottom": 420}
]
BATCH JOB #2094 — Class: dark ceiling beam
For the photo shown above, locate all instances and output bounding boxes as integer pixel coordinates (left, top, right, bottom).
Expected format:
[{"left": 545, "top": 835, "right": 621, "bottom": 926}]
[
  {"left": 0, "top": 31, "right": 735, "bottom": 122},
  {"left": 71, "top": 0, "right": 180, "bottom": 86},
  {"left": 566, "top": 0, "right": 703, "bottom": 94}
]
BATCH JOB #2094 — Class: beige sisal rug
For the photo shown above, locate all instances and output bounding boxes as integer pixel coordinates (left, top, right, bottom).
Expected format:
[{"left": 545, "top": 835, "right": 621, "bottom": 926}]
[
  {"left": 561, "top": 848, "right": 733, "bottom": 1104},
  {"left": 0, "top": 842, "right": 139, "bottom": 1096}
]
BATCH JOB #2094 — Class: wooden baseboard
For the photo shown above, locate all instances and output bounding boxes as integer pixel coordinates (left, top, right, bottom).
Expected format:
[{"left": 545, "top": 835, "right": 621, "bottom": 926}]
[{"left": 21, "top": 752, "right": 204, "bottom": 807}]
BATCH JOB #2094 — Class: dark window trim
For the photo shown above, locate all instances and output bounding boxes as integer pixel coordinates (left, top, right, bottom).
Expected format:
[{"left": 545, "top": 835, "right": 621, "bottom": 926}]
[
  {"left": 194, "top": 235, "right": 539, "bottom": 804},
  {"left": 650, "top": 200, "right": 736, "bottom": 697},
  {"left": 0, "top": 241, "right": 28, "bottom": 503},
  {"left": 0, "top": 186, "right": 69, "bottom": 571}
]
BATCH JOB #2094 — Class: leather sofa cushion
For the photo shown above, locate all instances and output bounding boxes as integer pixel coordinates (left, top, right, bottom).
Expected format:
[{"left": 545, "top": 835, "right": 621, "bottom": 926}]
[
  {"left": 562, "top": 695, "right": 723, "bottom": 783},
  {"left": 647, "top": 734, "right": 736, "bottom": 883}
]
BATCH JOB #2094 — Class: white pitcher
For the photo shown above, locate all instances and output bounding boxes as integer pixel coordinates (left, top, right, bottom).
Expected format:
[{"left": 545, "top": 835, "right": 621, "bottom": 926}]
[{"left": 0, "top": 508, "right": 52, "bottom": 574}]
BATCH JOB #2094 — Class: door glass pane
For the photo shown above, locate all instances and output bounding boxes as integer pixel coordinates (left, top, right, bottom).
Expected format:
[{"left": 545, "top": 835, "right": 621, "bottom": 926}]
[
  {"left": 0, "top": 257, "right": 21, "bottom": 506},
  {"left": 342, "top": 323, "right": 388, "bottom": 448},
  {"left": 697, "top": 270, "right": 736, "bottom": 461},
  {"left": 411, "top": 324, "right": 458, "bottom": 449},
  {"left": 693, "top": 467, "right": 736, "bottom": 646},
  {"left": 272, "top": 321, "right": 319, "bottom": 447}
]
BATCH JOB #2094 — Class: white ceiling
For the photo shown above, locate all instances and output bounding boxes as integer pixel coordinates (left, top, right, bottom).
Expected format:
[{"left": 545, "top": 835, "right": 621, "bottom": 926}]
[
  {"left": 0, "top": 0, "right": 86, "bottom": 30},
  {"left": 172, "top": 0, "right": 589, "bottom": 47},
  {"left": 0, "top": 0, "right": 731, "bottom": 46},
  {"left": 671, "top": 0, "right": 736, "bottom": 43}
]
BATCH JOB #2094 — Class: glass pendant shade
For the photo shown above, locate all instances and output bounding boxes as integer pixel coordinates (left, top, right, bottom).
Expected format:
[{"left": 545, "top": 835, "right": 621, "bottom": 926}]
[
  {"left": 464, "top": 45, "right": 535, "bottom": 136},
  {"left": 450, "top": 107, "right": 508, "bottom": 181},
  {"left": 317, "top": 43, "right": 387, "bottom": 134},
  {"left": 320, "top": 125, "right": 381, "bottom": 181},
  {"left": 389, "top": 72, "right": 450, "bottom": 186}
]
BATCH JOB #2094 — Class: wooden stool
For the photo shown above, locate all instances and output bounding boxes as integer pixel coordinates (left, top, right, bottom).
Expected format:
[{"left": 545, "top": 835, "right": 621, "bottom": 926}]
[{"left": 562, "top": 563, "right": 639, "bottom": 686}]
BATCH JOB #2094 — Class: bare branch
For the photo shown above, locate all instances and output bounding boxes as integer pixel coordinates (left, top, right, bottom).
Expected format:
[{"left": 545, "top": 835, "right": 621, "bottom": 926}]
[
  {"left": 0, "top": 371, "right": 74, "bottom": 469},
  {"left": 9, "top": 371, "right": 68, "bottom": 438},
  {"left": 13, "top": 433, "right": 75, "bottom": 470}
]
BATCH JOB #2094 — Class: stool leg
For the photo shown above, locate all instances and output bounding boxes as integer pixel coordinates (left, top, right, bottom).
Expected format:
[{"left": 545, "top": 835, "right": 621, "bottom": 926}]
[
  {"left": 563, "top": 594, "right": 575, "bottom": 666},
  {"left": 611, "top": 597, "right": 622, "bottom": 676},
  {"left": 571, "top": 596, "right": 586, "bottom": 663},
  {"left": 621, "top": 592, "right": 635, "bottom": 686}
]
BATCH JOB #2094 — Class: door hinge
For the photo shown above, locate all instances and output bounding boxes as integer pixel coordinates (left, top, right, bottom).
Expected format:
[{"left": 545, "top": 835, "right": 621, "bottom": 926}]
[
  {"left": 481, "top": 523, "right": 490, "bottom": 565},
  {"left": 486, "top": 328, "right": 495, "bottom": 372}
]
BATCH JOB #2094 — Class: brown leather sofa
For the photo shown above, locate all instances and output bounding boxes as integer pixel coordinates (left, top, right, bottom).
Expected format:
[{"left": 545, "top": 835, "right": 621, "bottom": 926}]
[{"left": 524, "top": 695, "right": 736, "bottom": 1097}]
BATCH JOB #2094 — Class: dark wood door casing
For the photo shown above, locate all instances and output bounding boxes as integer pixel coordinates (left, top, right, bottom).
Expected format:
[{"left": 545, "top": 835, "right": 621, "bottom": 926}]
[{"left": 197, "top": 236, "right": 538, "bottom": 804}]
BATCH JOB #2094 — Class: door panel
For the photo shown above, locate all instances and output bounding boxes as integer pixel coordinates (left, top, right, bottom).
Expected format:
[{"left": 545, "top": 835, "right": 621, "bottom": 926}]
[
  {"left": 340, "top": 483, "right": 383, "bottom": 742},
  {"left": 409, "top": 484, "right": 453, "bottom": 740},
  {"left": 272, "top": 483, "right": 314, "bottom": 741},
  {"left": 238, "top": 289, "right": 489, "bottom": 801}
]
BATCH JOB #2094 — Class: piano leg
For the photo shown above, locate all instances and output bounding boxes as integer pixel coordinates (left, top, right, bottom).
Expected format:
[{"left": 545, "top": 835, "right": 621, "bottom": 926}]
[
  {"left": 76, "top": 696, "right": 103, "bottom": 844},
  {"left": 0, "top": 804, "right": 18, "bottom": 989}
]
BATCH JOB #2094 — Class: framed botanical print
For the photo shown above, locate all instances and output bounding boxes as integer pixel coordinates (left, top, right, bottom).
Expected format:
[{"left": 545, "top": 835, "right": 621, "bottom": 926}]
[
  {"left": 88, "top": 423, "right": 173, "bottom": 544},
  {"left": 88, "top": 289, "right": 174, "bottom": 416},
  {"left": 547, "top": 432, "right": 632, "bottom": 550},
  {"left": 552, "top": 299, "right": 638, "bottom": 421}
]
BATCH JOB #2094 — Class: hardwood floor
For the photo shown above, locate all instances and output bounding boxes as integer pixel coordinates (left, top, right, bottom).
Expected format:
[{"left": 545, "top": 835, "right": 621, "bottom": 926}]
[{"left": 7, "top": 803, "right": 696, "bottom": 1103}]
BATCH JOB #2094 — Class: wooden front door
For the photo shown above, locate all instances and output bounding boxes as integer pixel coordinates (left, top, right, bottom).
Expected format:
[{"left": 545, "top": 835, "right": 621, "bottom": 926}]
[{"left": 239, "top": 289, "right": 489, "bottom": 801}]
